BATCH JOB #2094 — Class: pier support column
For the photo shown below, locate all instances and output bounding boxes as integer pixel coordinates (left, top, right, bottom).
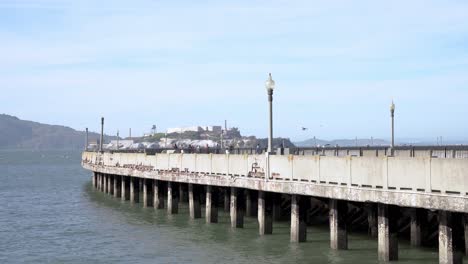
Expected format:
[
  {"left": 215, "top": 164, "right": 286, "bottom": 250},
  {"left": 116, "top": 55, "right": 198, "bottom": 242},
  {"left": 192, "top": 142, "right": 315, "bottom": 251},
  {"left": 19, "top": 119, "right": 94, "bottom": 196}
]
[
  {"left": 103, "top": 174, "right": 107, "bottom": 192},
  {"left": 378, "top": 204, "right": 399, "bottom": 261},
  {"left": 107, "top": 175, "right": 111, "bottom": 195},
  {"left": 92, "top": 172, "right": 96, "bottom": 188},
  {"left": 142, "top": 179, "right": 147, "bottom": 207},
  {"left": 109, "top": 175, "right": 114, "bottom": 195},
  {"left": 99, "top": 173, "right": 103, "bottom": 191},
  {"left": 107, "top": 174, "right": 111, "bottom": 193},
  {"left": 113, "top": 175, "right": 121, "bottom": 198},
  {"left": 130, "top": 177, "right": 140, "bottom": 203},
  {"left": 111, "top": 175, "right": 115, "bottom": 196},
  {"left": 189, "top": 183, "right": 201, "bottom": 219},
  {"left": 120, "top": 176, "right": 125, "bottom": 200},
  {"left": 167, "top": 182, "right": 179, "bottom": 214},
  {"left": 121, "top": 176, "right": 127, "bottom": 200},
  {"left": 142, "top": 179, "right": 153, "bottom": 207},
  {"left": 102, "top": 174, "right": 106, "bottom": 192},
  {"left": 366, "top": 203, "right": 378, "bottom": 238},
  {"left": 330, "top": 199, "right": 348, "bottom": 250},
  {"left": 106, "top": 175, "right": 110, "bottom": 194},
  {"left": 97, "top": 173, "right": 101, "bottom": 190},
  {"left": 291, "top": 194, "right": 308, "bottom": 242},
  {"left": 105, "top": 175, "right": 109, "bottom": 194},
  {"left": 230, "top": 187, "right": 244, "bottom": 228},
  {"left": 153, "top": 180, "right": 164, "bottom": 209},
  {"left": 258, "top": 191, "right": 273, "bottom": 235},
  {"left": 224, "top": 188, "right": 230, "bottom": 212},
  {"left": 410, "top": 208, "right": 427, "bottom": 247},
  {"left": 439, "top": 211, "right": 463, "bottom": 264},
  {"left": 206, "top": 186, "right": 218, "bottom": 223},
  {"left": 103, "top": 174, "right": 108, "bottom": 193},
  {"left": 100, "top": 174, "right": 104, "bottom": 192}
]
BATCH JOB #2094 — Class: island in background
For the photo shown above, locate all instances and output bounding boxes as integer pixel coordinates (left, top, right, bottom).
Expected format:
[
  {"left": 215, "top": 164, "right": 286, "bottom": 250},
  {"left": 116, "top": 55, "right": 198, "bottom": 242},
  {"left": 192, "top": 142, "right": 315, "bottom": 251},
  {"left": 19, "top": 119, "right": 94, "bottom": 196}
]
[{"left": 2, "top": 113, "right": 466, "bottom": 150}]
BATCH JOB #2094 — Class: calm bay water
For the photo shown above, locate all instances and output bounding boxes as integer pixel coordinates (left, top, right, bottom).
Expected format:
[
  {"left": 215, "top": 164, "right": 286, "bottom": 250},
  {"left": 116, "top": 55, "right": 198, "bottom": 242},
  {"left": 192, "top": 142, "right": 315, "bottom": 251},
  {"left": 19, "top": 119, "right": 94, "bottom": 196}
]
[{"left": 0, "top": 150, "right": 448, "bottom": 263}]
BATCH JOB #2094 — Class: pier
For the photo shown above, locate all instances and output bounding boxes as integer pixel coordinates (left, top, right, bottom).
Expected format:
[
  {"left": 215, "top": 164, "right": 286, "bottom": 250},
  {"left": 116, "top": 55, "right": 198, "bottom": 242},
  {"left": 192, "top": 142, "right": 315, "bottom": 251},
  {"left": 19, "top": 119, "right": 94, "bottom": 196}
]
[{"left": 83, "top": 148, "right": 468, "bottom": 264}]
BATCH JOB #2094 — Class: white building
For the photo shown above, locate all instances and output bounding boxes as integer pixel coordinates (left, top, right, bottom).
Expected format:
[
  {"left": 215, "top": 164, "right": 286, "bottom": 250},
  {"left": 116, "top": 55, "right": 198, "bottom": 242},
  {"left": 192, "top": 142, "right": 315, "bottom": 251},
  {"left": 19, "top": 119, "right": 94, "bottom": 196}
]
[
  {"left": 167, "top": 126, "right": 222, "bottom": 134},
  {"left": 167, "top": 126, "right": 203, "bottom": 134}
]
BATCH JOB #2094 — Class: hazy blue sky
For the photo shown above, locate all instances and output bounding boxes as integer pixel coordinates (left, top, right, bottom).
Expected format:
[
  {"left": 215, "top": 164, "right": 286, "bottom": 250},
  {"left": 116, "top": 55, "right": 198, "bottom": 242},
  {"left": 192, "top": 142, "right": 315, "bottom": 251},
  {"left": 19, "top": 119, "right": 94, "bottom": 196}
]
[{"left": 1, "top": 0, "right": 468, "bottom": 141}]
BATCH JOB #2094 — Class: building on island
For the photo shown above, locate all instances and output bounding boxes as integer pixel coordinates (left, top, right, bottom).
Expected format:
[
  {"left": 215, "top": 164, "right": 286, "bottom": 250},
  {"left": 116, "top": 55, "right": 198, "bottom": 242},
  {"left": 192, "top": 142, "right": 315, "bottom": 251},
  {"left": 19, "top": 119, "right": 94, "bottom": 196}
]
[{"left": 167, "top": 125, "right": 223, "bottom": 134}]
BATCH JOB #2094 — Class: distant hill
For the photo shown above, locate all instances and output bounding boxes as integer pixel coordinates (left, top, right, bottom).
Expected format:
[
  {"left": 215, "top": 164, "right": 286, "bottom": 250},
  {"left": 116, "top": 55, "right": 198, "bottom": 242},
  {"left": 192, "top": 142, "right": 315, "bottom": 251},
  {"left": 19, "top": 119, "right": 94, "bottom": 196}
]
[
  {"left": 295, "top": 138, "right": 389, "bottom": 147},
  {"left": 295, "top": 137, "right": 468, "bottom": 147},
  {"left": 0, "top": 114, "right": 105, "bottom": 150}
]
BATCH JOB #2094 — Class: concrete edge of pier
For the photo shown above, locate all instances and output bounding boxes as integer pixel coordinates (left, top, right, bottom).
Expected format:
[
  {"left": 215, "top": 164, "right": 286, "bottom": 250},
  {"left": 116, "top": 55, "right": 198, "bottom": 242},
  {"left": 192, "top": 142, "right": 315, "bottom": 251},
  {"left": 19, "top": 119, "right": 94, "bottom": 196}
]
[{"left": 83, "top": 163, "right": 468, "bottom": 213}]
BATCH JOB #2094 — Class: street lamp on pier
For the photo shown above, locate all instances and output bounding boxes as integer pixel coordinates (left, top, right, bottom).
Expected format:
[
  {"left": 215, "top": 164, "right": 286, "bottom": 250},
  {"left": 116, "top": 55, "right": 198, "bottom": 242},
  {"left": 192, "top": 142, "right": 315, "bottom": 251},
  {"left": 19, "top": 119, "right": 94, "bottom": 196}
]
[
  {"left": 390, "top": 101, "right": 395, "bottom": 152},
  {"left": 100, "top": 117, "right": 104, "bottom": 152},
  {"left": 265, "top": 73, "right": 276, "bottom": 153},
  {"left": 85, "top": 128, "right": 88, "bottom": 151},
  {"left": 117, "top": 130, "right": 119, "bottom": 150}
]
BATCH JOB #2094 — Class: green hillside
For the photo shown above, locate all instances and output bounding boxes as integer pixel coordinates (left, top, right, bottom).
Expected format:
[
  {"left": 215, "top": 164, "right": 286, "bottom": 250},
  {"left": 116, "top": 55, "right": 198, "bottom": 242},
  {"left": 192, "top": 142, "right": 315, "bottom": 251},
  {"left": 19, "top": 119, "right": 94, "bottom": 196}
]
[{"left": 0, "top": 114, "right": 102, "bottom": 150}]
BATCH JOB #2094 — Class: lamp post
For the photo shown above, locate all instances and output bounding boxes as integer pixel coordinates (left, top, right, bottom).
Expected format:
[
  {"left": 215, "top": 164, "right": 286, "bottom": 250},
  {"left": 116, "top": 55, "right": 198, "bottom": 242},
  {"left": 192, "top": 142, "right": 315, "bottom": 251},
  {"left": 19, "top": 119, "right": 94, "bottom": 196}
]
[
  {"left": 85, "top": 128, "right": 88, "bottom": 151},
  {"left": 265, "top": 73, "right": 276, "bottom": 153},
  {"left": 100, "top": 117, "right": 104, "bottom": 152},
  {"left": 117, "top": 130, "right": 119, "bottom": 150},
  {"left": 390, "top": 101, "right": 395, "bottom": 152}
]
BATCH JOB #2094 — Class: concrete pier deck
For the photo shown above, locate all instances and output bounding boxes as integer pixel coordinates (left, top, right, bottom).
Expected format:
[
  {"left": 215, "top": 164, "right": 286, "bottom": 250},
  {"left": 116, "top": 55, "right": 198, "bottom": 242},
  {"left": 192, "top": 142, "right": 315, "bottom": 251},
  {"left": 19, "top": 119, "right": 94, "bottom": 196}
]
[{"left": 83, "top": 151, "right": 468, "bottom": 264}]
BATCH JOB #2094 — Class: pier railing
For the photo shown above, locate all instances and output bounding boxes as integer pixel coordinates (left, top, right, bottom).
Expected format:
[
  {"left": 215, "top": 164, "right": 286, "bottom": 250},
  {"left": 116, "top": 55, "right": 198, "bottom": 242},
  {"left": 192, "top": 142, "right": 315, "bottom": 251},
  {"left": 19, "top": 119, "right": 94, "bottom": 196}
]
[
  {"left": 83, "top": 151, "right": 468, "bottom": 196},
  {"left": 97, "top": 145, "right": 468, "bottom": 158}
]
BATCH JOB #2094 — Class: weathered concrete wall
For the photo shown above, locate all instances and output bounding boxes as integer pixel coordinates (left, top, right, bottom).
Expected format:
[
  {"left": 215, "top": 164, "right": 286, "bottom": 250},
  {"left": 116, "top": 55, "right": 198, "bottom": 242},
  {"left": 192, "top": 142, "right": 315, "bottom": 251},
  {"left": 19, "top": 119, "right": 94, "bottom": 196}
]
[
  {"left": 82, "top": 152, "right": 468, "bottom": 213},
  {"left": 292, "top": 147, "right": 468, "bottom": 158}
]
